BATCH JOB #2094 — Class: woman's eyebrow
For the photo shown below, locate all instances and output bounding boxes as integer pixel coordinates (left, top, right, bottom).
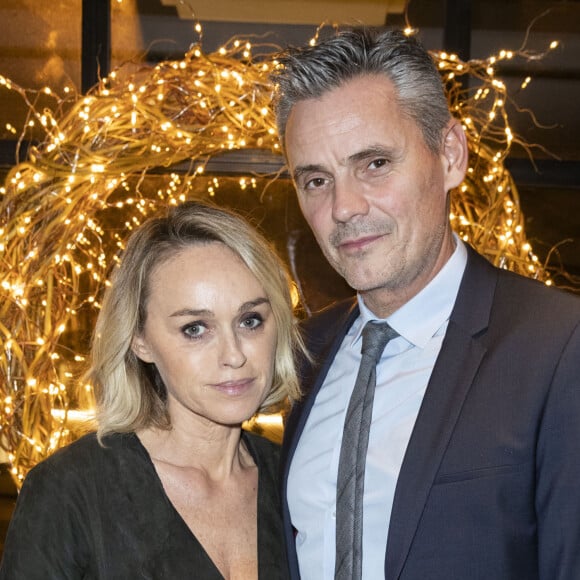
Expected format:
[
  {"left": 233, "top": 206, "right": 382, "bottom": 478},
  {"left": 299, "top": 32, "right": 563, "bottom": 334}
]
[{"left": 169, "top": 297, "right": 270, "bottom": 319}]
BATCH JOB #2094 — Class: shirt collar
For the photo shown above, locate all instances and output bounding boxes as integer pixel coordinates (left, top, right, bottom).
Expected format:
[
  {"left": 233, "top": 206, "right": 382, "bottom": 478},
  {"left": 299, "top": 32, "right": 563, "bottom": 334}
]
[{"left": 351, "top": 236, "right": 467, "bottom": 349}]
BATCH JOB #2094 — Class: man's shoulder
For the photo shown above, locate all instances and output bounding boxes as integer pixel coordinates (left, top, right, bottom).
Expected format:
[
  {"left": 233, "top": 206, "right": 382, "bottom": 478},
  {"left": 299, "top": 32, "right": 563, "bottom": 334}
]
[
  {"left": 302, "top": 297, "right": 357, "bottom": 334},
  {"left": 298, "top": 298, "right": 358, "bottom": 366},
  {"left": 463, "top": 246, "right": 580, "bottom": 323},
  {"left": 494, "top": 266, "right": 580, "bottom": 317}
]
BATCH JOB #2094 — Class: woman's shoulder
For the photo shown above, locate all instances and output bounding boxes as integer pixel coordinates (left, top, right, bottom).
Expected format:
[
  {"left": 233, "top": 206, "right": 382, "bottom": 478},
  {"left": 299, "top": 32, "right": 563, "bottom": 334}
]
[
  {"left": 30, "top": 432, "right": 98, "bottom": 470},
  {"left": 243, "top": 429, "right": 281, "bottom": 467},
  {"left": 24, "top": 431, "right": 140, "bottom": 485},
  {"left": 243, "top": 429, "right": 280, "bottom": 451}
]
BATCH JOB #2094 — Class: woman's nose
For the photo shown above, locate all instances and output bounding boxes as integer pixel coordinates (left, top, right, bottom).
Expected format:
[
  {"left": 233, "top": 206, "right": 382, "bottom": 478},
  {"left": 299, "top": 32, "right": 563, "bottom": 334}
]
[{"left": 219, "top": 332, "right": 247, "bottom": 368}]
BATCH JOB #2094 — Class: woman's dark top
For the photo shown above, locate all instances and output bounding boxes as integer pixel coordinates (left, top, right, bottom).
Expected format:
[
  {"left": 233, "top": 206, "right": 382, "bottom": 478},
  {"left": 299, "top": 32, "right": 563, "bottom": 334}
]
[{"left": 0, "top": 430, "right": 289, "bottom": 579}]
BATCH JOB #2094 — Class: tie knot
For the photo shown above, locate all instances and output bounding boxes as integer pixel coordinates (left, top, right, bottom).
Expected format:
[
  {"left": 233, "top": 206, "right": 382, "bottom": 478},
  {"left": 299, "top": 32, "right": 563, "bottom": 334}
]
[{"left": 361, "top": 321, "right": 398, "bottom": 364}]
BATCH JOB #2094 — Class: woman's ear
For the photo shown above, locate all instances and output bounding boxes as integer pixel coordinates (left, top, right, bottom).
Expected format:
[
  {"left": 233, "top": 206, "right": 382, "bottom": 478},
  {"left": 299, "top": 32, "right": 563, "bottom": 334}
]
[
  {"left": 441, "top": 119, "right": 469, "bottom": 191},
  {"left": 131, "top": 334, "right": 154, "bottom": 363}
]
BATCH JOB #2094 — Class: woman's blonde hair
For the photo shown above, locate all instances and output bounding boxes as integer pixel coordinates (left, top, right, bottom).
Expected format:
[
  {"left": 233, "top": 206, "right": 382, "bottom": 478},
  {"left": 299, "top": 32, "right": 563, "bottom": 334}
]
[{"left": 86, "top": 201, "right": 305, "bottom": 440}]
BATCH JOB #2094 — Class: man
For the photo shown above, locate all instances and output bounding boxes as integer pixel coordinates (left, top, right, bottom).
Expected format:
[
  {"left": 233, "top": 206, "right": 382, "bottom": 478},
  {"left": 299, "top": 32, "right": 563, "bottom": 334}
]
[{"left": 272, "top": 28, "right": 580, "bottom": 579}]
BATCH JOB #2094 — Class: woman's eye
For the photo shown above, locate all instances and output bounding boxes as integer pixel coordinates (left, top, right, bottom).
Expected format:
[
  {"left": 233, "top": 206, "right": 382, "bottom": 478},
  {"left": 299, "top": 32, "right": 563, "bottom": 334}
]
[
  {"left": 182, "top": 322, "right": 207, "bottom": 339},
  {"left": 240, "top": 314, "right": 263, "bottom": 330}
]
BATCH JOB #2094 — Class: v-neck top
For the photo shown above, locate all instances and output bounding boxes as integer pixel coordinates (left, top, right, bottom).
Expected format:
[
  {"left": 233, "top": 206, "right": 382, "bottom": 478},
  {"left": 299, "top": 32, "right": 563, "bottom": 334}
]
[{"left": 0, "top": 431, "right": 290, "bottom": 579}]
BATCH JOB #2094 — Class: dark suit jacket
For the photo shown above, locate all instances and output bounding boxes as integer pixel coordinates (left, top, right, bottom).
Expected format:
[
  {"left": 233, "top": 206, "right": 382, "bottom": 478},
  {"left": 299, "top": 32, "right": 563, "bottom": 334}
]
[{"left": 281, "top": 246, "right": 580, "bottom": 579}]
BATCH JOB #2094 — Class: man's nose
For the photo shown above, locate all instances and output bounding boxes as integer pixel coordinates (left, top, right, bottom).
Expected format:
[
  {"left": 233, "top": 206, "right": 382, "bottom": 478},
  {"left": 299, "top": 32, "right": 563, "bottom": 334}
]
[{"left": 331, "top": 177, "right": 370, "bottom": 223}]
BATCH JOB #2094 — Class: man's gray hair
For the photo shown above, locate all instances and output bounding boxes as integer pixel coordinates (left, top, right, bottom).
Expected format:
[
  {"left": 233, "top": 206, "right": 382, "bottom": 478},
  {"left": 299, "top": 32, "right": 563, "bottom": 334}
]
[{"left": 272, "top": 28, "right": 451, "bottom": 154}]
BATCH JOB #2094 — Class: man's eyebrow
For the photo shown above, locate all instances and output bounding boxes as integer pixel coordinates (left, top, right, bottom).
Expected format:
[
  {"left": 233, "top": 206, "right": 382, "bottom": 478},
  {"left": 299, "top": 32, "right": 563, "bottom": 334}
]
[
  {"left": 292, "top": 164, "right": 326, "bottom": 182},
  {"left": 292, "top": 146, "right": 397, "bottom": 181},
  {"left": 347, "top": 145, "right": 395, "bottom": 164}
]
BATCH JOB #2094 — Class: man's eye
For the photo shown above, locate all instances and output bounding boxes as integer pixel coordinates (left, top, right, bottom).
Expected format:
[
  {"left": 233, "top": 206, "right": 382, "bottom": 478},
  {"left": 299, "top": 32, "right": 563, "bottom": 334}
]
[
  {"left": 304, "top": 177, "right": 327, "bottom": 190},
  {"left": 182, "top": 322, "right": 207, "bottom": 339},
  {"left": 369, "top": 158, "right": 388, "bottom": 169},
  {"left": 240, "top": 314, "right": 263, "bottom": 330}
]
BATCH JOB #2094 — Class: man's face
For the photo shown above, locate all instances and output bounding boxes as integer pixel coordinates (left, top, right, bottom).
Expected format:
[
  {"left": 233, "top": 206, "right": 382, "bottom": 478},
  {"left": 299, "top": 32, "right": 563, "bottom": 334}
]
[{"left": 284, "top": 74, "right": 466, "bottom": 315}]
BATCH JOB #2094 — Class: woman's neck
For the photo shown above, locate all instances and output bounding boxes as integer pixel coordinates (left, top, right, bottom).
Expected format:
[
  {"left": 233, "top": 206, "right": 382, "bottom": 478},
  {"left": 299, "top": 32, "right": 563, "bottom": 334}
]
[{"left": 137, "top": 421, "right": 251, "bottom": 481}]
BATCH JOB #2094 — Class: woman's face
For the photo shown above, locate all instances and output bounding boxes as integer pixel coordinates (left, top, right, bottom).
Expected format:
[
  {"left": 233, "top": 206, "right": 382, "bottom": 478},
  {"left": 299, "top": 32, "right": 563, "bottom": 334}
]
[{"left": 132, "top": 242, "right": 277, "bottom": 429}]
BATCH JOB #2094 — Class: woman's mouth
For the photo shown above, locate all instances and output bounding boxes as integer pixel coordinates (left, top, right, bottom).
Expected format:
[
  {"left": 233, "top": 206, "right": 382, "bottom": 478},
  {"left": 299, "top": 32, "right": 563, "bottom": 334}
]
[{"left": 210, "top": 378, "right": 255, "bottom": 396}]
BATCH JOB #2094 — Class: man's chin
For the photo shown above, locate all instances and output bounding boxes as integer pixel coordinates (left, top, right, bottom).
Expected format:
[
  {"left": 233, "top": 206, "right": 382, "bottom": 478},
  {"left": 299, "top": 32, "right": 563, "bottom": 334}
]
[{"left": 342, "top": 270, "right": 386, "bottom": 293}]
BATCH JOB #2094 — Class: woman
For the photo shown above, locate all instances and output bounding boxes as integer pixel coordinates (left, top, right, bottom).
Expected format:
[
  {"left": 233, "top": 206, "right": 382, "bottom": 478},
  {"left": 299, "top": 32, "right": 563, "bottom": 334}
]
[{"left": 0, "top": 201, "right": 305, "bottom": 579}]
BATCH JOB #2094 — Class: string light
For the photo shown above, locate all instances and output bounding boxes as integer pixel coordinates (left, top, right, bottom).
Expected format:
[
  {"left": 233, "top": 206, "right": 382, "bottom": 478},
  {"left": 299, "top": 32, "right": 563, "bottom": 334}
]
[{"left": 0, "top": 27, "right": 568, "bottom": 485}]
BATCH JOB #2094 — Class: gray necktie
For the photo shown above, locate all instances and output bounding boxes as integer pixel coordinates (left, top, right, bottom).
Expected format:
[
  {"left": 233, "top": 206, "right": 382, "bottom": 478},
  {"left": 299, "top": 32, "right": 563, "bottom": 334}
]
[{"left": 335, "top": 320, "right": 399, "bottom": 580}]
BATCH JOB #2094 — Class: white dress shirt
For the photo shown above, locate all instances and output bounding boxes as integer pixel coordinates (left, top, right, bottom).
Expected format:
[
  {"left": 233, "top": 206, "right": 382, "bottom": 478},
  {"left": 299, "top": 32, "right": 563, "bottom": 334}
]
[{"left": 287, "top": 239, "right": 468, "bottom": 579}]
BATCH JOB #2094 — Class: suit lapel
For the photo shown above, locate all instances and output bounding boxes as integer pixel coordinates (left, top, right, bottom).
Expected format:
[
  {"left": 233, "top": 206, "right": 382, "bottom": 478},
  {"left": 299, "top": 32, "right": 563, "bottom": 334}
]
[{"left": 385, "top": 247, "right": 498, "bottom": 578}]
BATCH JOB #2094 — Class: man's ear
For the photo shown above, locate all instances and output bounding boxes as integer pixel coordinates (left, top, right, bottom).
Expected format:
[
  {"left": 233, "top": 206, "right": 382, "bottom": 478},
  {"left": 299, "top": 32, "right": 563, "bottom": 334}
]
[
  {"left": 441, "top": 119, "right": 469, "bottom": 191},
  {"left": 131, "top": 334, "right": 154, "bottom": 363}
]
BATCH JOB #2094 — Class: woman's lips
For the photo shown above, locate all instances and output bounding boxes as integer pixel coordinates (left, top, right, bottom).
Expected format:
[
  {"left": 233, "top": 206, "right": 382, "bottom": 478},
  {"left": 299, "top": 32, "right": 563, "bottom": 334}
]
[{"left": 210, "top": 378, "right": 255, "bottom": 396}]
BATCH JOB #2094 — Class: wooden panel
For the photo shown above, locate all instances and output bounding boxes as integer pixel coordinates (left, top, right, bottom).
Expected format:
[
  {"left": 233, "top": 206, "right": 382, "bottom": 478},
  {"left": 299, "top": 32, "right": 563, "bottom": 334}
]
[{"left": 160, "top": 0, "right": 405, "bottom": 25}]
